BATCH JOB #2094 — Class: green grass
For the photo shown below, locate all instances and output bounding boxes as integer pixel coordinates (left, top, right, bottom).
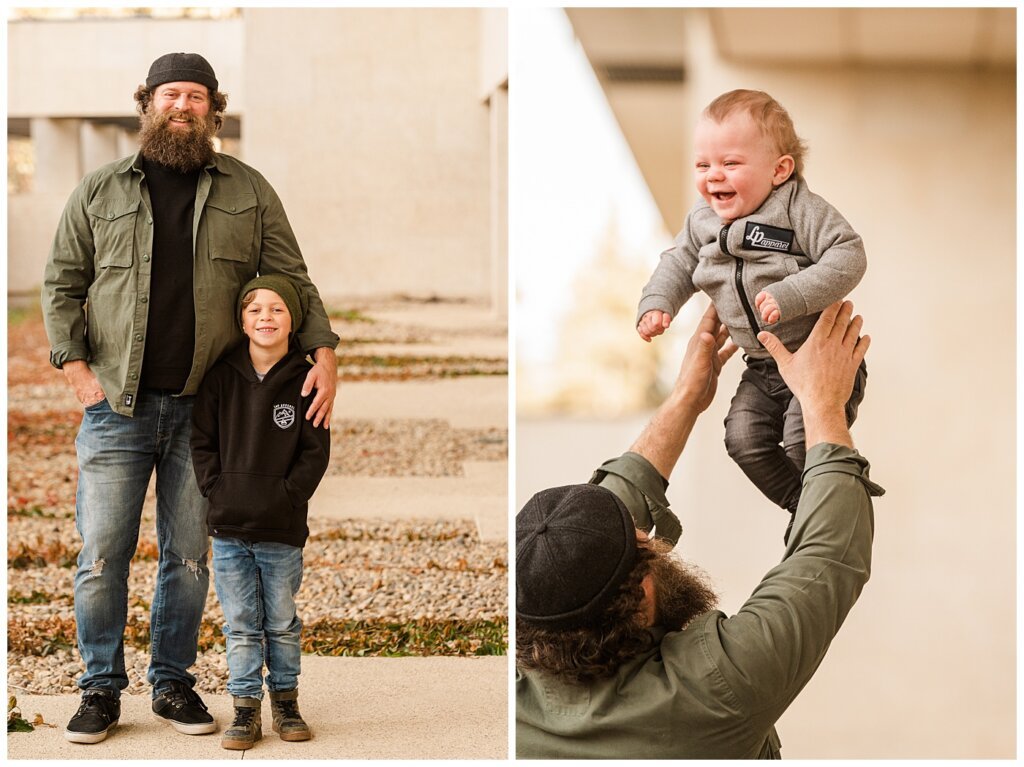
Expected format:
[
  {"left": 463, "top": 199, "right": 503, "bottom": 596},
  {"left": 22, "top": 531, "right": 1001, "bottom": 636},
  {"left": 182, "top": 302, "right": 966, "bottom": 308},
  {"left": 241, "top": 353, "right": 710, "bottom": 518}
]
[
  {"left": 9, "top": 616, "right": 508, "bottom": 658},
  {"left": 7, "top": 306, "right": 39, "bottom": 326},
  {"left": 7, "top": 590, "right": 54, "bottom": 605},
  {"left": 327, "top": 308, "right": 375, "bottom": 323}
]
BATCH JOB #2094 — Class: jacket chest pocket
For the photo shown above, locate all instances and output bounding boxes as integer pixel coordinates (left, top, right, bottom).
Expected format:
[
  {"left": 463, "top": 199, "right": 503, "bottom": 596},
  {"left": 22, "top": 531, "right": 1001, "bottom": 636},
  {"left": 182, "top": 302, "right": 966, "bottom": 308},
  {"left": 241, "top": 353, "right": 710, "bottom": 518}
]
[
  {"left": 206, "top": 192, "right": 257, "bottom": 264},
  {"left": 87, "top": 198, "right": 139, "bottom": 268}
]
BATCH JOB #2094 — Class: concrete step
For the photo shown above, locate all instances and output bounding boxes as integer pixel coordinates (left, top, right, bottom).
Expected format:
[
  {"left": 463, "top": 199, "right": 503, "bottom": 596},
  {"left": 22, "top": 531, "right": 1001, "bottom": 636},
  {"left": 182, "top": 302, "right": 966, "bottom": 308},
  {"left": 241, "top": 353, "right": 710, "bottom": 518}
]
[
  {"left": 311, "top": 461, "right": 508, "bottom": 542},
  {"left": 333, "top": 377, "right": 507, "bottom": 430}
]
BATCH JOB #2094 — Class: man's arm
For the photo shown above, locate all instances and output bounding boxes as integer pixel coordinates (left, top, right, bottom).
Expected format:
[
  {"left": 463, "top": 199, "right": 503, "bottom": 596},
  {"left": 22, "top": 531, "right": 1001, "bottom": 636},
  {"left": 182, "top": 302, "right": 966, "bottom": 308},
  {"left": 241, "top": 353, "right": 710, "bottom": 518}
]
[
  {"left": 595, "top": 303, "right": 737, "bottom": 542},
  {"left": 691, "top": 301, "right": 883, "bottom": 724},
  {"left": 41, "top": 182, "right": 106, "bottom": 407},
  {"left": 253, "top": 172, "right": 340, "bottom": 427},
  {"left": 629, "top": 302, "right": 737, "bottom": 478}
]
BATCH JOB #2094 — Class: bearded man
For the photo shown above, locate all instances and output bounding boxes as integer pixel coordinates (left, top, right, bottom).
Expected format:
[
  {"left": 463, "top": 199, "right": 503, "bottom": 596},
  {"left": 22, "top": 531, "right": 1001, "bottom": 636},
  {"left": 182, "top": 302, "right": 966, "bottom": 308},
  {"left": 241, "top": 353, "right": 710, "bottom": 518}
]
[
  {"left": 42, "top": 53, "right": 340, "bottom": 744},
  {"left": 516, "top": 302, "right": 884, "bottom": 759}
]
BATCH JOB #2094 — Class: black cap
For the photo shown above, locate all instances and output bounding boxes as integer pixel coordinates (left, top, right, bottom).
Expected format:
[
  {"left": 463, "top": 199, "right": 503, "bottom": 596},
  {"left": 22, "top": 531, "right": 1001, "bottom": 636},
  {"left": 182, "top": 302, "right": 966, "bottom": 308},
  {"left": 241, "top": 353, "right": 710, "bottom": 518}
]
[
  {"left": 146, "top": 52, "right": 218, "bottom": 93},
  {"left": 516, "top": 484, "right": 638, "bottom": 629}
]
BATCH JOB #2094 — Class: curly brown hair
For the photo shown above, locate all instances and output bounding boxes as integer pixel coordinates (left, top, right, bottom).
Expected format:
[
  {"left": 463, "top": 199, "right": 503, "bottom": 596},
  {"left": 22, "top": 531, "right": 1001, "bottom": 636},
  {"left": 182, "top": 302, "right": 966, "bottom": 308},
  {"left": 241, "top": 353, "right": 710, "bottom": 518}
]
[
  {"left": 133, "top": 84, "right": 229, "bottom": 132},
  {"left": 516, "top": 545, "right": 658, "bottom": 685}
]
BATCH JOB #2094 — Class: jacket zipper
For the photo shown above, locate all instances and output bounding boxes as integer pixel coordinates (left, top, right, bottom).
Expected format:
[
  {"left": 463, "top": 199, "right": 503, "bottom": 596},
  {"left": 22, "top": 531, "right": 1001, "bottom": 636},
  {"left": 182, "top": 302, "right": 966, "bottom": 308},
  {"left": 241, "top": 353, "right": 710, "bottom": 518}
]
[{"left": 719, "top": 224, "right": 763, "bottom": 347}]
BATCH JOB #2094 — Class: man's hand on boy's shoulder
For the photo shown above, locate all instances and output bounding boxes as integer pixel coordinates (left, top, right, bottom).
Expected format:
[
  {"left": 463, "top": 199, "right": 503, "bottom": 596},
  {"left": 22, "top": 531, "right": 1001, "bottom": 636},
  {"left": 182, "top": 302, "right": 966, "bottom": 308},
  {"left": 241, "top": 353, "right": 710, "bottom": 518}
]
[
  {"left": 755, "top": 291, "right": 781, "bottom": 325},
  {"left": 638, "top": 310, "right": 672, "bottom": 342},
  {"left": 302, "top": 347, "right": 338, "bottom": 429}
]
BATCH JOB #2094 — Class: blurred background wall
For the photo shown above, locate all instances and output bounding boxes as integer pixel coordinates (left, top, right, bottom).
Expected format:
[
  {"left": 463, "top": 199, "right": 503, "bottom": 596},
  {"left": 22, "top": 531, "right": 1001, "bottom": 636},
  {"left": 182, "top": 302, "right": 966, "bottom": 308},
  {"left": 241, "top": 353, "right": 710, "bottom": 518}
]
[
  {"left": 7, "top": 7, "right": 508, "bottom": 315},
  {"left": 514, "top": 7, "right": 1014, "bottom": 759}
]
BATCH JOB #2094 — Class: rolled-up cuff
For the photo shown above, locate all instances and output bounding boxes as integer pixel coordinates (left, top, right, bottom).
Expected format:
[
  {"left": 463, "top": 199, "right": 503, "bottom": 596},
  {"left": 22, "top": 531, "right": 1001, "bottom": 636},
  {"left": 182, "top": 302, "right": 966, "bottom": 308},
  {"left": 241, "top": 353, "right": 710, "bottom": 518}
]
[
  {"left": 590, "top": 451, "right": 682, "bottom": 545},
  {"left": 802, "top": 442, "right": 885, "bottom": 497},
  {"left": 297, "top": 330, "right": 341, "bottom": 355},
  {"left": 49, "top": 341, "right": 90, "bottom": 369}
]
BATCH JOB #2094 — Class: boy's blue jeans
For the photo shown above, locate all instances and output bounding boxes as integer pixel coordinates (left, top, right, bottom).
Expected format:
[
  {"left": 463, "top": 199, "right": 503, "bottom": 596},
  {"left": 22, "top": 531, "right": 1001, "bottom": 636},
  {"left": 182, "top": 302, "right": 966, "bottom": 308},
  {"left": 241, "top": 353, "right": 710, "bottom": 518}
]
[
  {"left": 73, "top": 391, "right": 210, "bottom": 698},
  {"left": 212, "top": 537, "right": 304, "bottom": 699}
]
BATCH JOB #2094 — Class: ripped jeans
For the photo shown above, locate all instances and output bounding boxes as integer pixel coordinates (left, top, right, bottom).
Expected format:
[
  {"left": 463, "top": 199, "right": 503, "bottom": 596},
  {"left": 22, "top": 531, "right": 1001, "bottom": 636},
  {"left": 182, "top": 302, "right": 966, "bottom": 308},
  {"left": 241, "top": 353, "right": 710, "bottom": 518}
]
[{"left": 73, "top": 390, "right": 210, "bottom": 698}]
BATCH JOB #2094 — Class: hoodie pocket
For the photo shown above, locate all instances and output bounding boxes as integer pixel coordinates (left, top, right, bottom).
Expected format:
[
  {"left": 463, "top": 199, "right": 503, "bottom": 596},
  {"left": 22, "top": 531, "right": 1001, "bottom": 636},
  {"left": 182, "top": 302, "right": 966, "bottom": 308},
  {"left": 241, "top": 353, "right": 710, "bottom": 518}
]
[{"left": 208, "top": 472, "right": 293, "bottom": 532}]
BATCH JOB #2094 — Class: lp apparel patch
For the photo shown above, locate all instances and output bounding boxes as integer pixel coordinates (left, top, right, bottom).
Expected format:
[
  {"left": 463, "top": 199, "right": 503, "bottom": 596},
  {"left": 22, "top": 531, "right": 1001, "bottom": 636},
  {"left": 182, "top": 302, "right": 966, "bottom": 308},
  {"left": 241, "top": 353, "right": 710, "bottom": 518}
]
[
  {"left": 743, "top": 222, "right": 794, "bottom": 254},
  {"left": 273, "top": 404, "right": 296, "bottom": 429}
]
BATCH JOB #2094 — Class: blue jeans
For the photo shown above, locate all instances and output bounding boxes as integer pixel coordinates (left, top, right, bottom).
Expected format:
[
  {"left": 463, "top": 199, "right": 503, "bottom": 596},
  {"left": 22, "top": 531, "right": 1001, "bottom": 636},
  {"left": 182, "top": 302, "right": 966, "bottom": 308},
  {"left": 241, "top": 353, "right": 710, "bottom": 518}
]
[
  {"left": 73, "top": 390, "right": 210, "bottom": 698},
  {"left": 211, "top": 537, "right": 304, "bottom": 699}
]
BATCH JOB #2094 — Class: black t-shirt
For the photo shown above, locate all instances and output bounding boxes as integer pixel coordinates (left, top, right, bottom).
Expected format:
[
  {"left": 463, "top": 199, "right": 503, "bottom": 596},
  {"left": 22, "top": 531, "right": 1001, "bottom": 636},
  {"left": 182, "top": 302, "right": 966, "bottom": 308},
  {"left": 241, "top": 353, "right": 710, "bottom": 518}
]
[{"left": 139, "top": 159, "right": 201, "bottom": 391}]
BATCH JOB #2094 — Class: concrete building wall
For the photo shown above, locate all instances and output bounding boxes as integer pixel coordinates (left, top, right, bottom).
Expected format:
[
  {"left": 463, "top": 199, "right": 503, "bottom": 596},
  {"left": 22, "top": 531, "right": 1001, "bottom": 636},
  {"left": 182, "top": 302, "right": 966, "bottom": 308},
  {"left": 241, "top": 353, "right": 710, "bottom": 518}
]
[
  {"left": 7, "top": 18, "right": 245, "bottom": 118},
  {"left": 8, "top": 11, "right": 505, "bottom": 311},
  {"left": 241, "top": 8, "right": 492, "bottom": 303}
]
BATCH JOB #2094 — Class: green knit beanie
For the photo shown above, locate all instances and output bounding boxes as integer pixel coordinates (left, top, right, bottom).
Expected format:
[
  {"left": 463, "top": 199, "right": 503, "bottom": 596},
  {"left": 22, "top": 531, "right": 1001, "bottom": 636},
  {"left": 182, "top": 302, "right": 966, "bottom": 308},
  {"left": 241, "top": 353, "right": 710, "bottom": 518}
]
[{"left": 237, "top": 274, "right": 306, "bottom": 333}]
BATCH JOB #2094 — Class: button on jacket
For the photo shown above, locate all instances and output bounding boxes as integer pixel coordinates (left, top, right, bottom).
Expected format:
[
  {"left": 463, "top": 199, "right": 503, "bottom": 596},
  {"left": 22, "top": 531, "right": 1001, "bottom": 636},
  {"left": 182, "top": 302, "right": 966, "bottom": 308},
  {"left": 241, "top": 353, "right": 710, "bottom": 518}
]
[
  {"left": 516, "top": 443, "right": 885, "bottom": 759},
  {"left": 42, "top": 152, "right": 340, "bottom": 416}
]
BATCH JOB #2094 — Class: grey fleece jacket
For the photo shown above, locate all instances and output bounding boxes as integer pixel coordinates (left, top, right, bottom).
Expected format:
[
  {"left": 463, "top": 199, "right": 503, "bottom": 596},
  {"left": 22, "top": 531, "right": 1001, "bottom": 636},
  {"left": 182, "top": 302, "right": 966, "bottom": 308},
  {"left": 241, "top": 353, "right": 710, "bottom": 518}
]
[{"left": 637, "top": 177, "right": 865, "bottom": 357}]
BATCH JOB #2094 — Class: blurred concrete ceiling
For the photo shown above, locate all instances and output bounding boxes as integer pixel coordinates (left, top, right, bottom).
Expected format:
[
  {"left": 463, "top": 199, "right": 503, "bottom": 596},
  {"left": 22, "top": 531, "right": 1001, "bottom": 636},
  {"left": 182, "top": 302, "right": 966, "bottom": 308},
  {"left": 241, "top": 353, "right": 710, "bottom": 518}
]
[
  {"left": 566, "top": 7, "right": 1015, "bottom": 231},
  {"left": 568, "top": 8, "right": 1015, "bottom": 72}
]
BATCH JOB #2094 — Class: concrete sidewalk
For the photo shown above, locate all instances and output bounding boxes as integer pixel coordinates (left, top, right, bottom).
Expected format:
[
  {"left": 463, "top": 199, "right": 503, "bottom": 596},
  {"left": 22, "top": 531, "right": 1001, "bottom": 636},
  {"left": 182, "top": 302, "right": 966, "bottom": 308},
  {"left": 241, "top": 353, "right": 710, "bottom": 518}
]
[
  {"left": 7, "top": 655, "right": 508, "bottom": 760},
  {"left": 312, "top": 461, "right": 507, "bottom": 542}
]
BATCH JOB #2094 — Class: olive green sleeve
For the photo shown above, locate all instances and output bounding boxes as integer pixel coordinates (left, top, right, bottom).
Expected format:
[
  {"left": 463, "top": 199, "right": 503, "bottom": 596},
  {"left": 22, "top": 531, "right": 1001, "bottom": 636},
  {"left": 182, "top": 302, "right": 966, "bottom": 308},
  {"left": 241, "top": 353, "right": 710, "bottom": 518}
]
[
  {"left": 253, "top": 173, "right": 340, "bottom": 354},
  {"left": 590, "top": 451, "right": 682, "bottom": 545},
  {"left": 695, "top": 443, "right": 884, "bottom": 726},
  {"left": 42, "top": 180, "right": 95, "bottom": 368}
]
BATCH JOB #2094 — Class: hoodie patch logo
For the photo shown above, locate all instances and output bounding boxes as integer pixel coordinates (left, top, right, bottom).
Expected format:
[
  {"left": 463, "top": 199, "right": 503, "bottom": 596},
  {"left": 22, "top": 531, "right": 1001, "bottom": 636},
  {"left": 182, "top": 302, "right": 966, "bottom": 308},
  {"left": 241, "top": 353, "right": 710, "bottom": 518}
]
[
  {"left": 744, "top": 222, "right": 794, "bottom": 254},
  {"left": 273, "top": 404, "right": 296, "bottom": 429}
]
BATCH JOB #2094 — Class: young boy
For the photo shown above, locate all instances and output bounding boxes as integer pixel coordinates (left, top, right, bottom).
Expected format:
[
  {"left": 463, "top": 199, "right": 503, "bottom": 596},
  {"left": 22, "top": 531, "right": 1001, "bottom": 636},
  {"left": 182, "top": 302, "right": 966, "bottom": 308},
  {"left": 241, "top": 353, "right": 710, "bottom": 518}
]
[
  {"left": 637, "top": 89, "right": 868, "bottom": 540},
  {"left": 191, "top": 274, "right": 331, "bottom": 750}
]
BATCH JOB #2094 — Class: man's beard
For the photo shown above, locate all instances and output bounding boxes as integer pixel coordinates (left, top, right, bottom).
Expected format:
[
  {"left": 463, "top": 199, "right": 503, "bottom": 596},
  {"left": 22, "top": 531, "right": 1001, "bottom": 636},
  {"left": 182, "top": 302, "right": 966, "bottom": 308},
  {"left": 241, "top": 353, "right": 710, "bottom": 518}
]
[
  {"left": 138, "top": 108, "right": 216, "bottom": 173},
  {"left": 648, "top": 543, "right": 719, "bottom": 631}
]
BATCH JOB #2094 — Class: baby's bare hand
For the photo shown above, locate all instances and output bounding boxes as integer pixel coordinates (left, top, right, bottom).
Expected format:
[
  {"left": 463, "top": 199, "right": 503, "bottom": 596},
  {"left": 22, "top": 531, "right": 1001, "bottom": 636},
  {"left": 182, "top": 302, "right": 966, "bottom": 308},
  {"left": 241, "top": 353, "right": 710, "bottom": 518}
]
[
  {"left": 755, "top": 291, "right": 781, "bottom": 325},
  {"left": 637, "top": 310, "right": 672, "bottom": 342}
]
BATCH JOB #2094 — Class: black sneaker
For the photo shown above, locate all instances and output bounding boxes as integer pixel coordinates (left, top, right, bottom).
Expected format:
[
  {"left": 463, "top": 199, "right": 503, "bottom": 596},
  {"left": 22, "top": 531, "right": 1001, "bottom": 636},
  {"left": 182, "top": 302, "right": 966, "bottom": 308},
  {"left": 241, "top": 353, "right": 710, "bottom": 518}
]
[
  {"left": 152, "top": 680, "right": 217, "bottom": 735},
  {"left": 64, "top": 689, "right": 120, "bottom": 744}
]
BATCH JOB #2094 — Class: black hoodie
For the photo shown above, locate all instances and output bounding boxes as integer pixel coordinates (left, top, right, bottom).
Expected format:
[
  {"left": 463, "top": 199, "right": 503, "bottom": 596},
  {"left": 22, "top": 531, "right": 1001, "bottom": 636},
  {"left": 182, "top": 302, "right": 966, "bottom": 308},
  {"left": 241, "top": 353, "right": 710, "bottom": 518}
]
[{"left": 191, "top": 341, "right": 331, "bottom": 547}]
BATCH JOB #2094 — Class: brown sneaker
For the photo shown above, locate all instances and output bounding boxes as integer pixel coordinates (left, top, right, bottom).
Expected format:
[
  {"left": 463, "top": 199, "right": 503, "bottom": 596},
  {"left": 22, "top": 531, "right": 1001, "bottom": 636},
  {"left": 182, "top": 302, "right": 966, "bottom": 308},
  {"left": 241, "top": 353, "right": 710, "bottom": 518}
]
[
  {"left": 269, "top": 689, "right": 311, "bottom": 741},
  {"left": 220, "top": 697, "right": 262, "bottom": 751}
]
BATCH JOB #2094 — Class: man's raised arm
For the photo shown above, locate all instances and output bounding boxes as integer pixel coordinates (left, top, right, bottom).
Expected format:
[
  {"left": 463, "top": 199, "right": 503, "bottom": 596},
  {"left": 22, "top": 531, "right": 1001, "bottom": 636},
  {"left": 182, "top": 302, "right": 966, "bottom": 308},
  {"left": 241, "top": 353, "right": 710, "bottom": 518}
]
[
  {"left": 629, "top": 302, "right": 737, "bottom": 478},
  {"left": 592, "top": 303, "right": 736, "bottom": 543}
]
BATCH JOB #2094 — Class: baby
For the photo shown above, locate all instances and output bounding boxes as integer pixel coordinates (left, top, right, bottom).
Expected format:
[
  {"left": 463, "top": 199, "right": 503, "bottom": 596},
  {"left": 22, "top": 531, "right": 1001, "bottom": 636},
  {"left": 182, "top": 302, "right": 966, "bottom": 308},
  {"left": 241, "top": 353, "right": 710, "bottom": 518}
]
[{"left": 637, "top": 89, "right": 868, "bottom": 541}]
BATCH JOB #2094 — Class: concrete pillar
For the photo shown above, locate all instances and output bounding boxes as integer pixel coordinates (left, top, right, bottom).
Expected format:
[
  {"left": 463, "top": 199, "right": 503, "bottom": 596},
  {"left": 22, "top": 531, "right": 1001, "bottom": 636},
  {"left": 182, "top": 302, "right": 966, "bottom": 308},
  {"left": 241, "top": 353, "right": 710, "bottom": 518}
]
[
  {"left": 80, "top": 121, "right": 121, "bottom": 174},
  {"left": 488, "top": 85, "right": 508, "bottom": 320},
  {"left": 117, "top": 128, "right": 138, "bottom": 159},
  {"left": 30, "top": 117, "right": 82, "bottom": 194}
]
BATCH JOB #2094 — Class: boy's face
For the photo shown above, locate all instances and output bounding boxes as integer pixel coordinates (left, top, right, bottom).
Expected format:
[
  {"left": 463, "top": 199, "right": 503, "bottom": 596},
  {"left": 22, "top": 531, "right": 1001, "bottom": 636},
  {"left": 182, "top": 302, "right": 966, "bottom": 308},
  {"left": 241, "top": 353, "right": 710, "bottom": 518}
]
[
  {"left": 241, "top": 288, "right": 292, "bottom": 355},
  {"left": 693, "top": 111, "right": 794, "bottom": 223}
]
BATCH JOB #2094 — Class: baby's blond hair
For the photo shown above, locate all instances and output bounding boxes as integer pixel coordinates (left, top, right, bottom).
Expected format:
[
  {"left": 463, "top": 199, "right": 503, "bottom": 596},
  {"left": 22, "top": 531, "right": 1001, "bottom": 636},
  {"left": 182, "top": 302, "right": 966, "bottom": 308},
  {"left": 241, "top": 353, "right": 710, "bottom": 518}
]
[{"left": 703, "top": 89, "right": 808, "bottom": 178}]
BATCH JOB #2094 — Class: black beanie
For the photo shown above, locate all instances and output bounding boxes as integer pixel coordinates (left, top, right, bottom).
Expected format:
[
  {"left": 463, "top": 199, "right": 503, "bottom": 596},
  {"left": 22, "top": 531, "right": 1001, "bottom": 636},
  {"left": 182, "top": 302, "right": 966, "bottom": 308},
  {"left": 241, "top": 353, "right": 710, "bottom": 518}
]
[
  {"left": 238, "top": 274, "right": 307, "bottom": 333},
  {"left": 516, "top": 484, "right": 638, "bottom": 630},
  {"left": 146, "top": 52, "right": 218, "bottom": 93}
]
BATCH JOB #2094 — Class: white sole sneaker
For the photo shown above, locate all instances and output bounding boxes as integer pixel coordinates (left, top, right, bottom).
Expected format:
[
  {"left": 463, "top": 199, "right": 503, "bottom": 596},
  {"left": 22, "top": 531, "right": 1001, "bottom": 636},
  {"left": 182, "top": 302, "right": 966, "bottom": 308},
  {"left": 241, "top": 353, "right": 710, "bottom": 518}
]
[
  {"left": 152, "top": 711, "right": 217, "bottom": 735},
  {"left": 63, "top": 721, "right": 117, "bottom": 744}
]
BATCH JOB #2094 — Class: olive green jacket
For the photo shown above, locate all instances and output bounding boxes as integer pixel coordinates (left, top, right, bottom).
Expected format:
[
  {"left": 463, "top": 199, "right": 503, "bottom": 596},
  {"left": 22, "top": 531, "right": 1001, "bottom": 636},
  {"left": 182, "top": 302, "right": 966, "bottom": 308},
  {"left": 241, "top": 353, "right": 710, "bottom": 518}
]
[
  {"left": 42, "top": 152, "right": 340, "bottom": 416},
  {"left": 516, "top": 443, "right": 884, "bottom": 759}
]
